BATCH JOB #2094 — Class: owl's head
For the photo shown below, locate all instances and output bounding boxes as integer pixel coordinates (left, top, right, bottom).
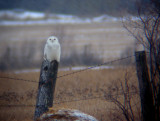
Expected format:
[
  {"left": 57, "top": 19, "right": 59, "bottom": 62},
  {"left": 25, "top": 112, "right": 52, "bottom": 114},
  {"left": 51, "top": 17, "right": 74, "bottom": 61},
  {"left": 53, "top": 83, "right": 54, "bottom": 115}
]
[{"left": 47, "top": 36, "right": 59, "bottom": 44}]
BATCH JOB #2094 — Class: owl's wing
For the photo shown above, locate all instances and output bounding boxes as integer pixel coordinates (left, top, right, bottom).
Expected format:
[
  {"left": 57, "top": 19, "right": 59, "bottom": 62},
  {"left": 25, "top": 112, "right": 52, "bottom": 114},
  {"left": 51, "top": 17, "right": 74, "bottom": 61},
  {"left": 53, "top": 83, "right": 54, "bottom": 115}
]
[
  {"left": 44, "top": 53, "right": 47, "bottom": 60},
  {"left": 43, "top": 44, "right": 47, "bottom": 60},
  {"left": 56, "top": 43, "right": 61, "bottom": 62}
]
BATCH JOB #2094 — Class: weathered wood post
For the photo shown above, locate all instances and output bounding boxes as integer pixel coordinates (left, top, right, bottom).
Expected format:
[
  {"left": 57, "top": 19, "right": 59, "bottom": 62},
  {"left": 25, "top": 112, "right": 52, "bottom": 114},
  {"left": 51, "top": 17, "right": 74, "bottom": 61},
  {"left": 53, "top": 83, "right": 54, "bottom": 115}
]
[
  {"left": 34, "top": 60, "right": 58, "bottom": 120},
  {"left": 135, "top": 51, "right": 155, "bottom": 121}
]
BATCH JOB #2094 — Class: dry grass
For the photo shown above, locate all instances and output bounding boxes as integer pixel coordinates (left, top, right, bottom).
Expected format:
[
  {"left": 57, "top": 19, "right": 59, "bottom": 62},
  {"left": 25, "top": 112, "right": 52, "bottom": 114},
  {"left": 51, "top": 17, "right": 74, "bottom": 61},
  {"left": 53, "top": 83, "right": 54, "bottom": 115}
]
[
  {"left": 0, "top": 67, "right": 141, "bottom": 121},
  {"left": 0, "top": 21, "right": 135, "bottom": 70}
]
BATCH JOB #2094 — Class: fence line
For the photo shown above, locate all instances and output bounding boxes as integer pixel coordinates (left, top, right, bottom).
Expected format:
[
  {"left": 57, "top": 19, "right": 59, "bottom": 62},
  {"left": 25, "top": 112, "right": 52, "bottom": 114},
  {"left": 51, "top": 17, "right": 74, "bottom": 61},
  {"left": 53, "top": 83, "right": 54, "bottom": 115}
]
[
  {"left": 0, "top": 104, "right": 35, "bottom": 107},
  {"left": 0, "top": 76, "right": 38, "bottom": 83},
  {"left": 0, "top": 55, "right": 139, "bottom": 110},
  {"left": 57, "top": 54, "right": 135, "bottom": 78},
  {"left": 0, "top": 54, "right": 135, "bottom": 83},
  {"left": 0, "top": 90, "right": 139, "bottom": 108}
]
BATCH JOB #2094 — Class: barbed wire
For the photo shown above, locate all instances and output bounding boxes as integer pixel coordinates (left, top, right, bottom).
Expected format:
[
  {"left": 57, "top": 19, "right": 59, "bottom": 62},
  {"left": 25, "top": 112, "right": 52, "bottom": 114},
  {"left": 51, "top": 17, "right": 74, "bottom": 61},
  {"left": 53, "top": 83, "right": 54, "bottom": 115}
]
[
  {"left": 58, "top": 51, "right": 152, "bottom": 78},
  {"left": 0, "top": 54, "right": 135, "bottom": 83},
  {"left": 0, "top": 55, "right": 139, "bottom": 109},
  {"left": 0, "top": 96, "right": 101, "bottom": 108},
  {"left": 57, "top": 54, "right": 135, "bottom": 78},
  {"left": 39, "top": 54, "right": 136, "bottom": 88},
  {"left": 0, "top": 104, "right": 35, "bottom": 107},
  {"left": 0, "top": 90, "right": 139, "bottom": 108},
  {"left": 0, "top": 76, "right": 38, "bottom": 83}
]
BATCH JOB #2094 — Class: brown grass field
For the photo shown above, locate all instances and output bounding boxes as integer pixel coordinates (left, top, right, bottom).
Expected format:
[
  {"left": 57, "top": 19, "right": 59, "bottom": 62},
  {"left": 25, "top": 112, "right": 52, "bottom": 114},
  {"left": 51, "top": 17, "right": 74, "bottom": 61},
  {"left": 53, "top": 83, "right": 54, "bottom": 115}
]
[
  {"left": 0, "top": 21, "right": 135, "bottom": 70},
  {"left": 0, "top": 67, "right": 141, "bottom": 121},
  {"left": 0, "top": 21, "right": 139, "bottom": 120}
]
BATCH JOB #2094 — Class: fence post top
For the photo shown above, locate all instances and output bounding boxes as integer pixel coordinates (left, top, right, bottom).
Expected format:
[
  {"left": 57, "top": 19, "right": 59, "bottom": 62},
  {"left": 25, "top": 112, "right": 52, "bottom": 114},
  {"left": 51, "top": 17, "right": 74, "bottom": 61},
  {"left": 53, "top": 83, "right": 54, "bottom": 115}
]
[{"left": 135, "top": 44, "right": 145, "bottom": 52}]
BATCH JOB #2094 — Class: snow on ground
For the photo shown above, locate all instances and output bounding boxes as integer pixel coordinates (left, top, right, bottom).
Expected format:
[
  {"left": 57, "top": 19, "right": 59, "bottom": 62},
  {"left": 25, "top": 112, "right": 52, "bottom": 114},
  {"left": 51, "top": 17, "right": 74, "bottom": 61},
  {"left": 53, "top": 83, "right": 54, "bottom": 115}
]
[
  {"left": 0, "top": 10, "right": 139, "bottom": 25},
  {"left": 0, "top": 10, "right": 45, "bottom": 20},
  {"left": 14, "top": 66, "right": 114, "bottom": 74},
  {"left": 39, "top": 108, "right": 98, "bottom": 121}
]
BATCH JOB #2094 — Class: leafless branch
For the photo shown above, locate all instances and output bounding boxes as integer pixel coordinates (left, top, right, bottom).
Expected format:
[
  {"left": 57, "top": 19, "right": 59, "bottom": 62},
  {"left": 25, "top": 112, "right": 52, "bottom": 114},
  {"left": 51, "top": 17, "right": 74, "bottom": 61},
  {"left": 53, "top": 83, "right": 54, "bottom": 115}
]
[{"left": 123, "top": 1, "right": 160, "bottom": 120}]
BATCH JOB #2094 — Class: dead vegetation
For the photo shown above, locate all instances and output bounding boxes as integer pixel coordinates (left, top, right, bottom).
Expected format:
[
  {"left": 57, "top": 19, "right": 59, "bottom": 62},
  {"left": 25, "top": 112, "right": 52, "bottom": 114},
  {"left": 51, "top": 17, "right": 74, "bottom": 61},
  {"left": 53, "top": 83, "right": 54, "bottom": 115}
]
[
  {"left": 0, "top": 21, "right": 135, "bottom": 71},
  {"left": 0, "top": 67, "right": 140, "bottom": 121}
]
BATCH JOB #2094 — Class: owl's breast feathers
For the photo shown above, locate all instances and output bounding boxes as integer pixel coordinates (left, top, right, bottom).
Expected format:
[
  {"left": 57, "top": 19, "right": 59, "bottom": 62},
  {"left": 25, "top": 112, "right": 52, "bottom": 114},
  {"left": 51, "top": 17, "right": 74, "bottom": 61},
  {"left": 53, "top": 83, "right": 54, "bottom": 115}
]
[
  {"left": 47, "top": 42, "right": 60, "bottom": 50},
  {"left": 44, "top": 42, "right": 60, "bottom": 62}
]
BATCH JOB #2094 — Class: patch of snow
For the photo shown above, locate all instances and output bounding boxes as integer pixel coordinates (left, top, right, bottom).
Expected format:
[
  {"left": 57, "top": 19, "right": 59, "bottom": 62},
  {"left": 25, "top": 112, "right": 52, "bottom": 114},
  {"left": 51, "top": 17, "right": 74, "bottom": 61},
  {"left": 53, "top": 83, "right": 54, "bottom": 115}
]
[
  {"left": 122, "top": 16, "right": 141, "bottom": 21},
  {"left": 66, "top": 109, "right": 98, "bottom": 121},
  {"left": 0, "top": 18, "right": 92, "bottom": 26},
  {"left": 0, "top": 10, "right": 141, "bottom": 26},
  {"left": 14, "top": 69, "right": 40, "bottom": 74},
  {"left": 91, "top": 66, "right": 114, "bottom": 70},
  {"left": 93, "top": 14, "right": 121, "bottom": 22},
  {"left": 13, "top": 66, "right": 114, "bottom": 74},
  {"left": 19, "top": 11, "right": 45, "bottom": 19},
  {"left": 71, "top": 66, "right": 86, "bottom": 71},
  {"left": 59, "top": 67, "right": 70, "bottom": 71},
  {"left": 0, "top": 10, "right": 45, "bottom": 20},
  {"left": 40, "top": 109, "right": 98, "bottom": 121},
  {"left": 61, "top": 66, "right": 114, "bottom": 71},
  {"left": 0, "top": 10, "right": 121, "bottom": 25}
]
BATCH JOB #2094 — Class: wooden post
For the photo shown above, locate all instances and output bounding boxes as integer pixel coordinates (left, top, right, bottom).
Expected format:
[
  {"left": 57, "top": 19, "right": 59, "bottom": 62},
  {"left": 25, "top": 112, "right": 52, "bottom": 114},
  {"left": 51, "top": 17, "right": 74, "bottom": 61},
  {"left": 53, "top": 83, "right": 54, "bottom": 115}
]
[
  {"left": 135, "top": 51, "right": 155, "bottom": 121},
  {"left": 34, "top": 60, "right": 58, "bottom": 120}
]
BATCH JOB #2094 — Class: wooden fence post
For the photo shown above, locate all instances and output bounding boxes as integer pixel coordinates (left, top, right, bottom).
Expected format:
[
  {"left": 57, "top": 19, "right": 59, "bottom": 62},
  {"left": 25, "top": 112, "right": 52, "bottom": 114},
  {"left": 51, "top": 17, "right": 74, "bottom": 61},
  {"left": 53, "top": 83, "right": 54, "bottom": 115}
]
[
  {"left": 135, "top": 51, "right": 155, "bottom": 121},
  {"left": 34, "top": 60, "right": 58, "bottom": 120}
]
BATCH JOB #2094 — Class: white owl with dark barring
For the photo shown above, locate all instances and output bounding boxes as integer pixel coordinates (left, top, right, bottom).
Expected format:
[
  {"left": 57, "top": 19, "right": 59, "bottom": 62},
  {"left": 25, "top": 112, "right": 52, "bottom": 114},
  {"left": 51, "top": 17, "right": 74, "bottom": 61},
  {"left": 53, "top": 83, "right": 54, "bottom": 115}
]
[{"left": 44, "top": 36, "right": 61, "bottom": 62}]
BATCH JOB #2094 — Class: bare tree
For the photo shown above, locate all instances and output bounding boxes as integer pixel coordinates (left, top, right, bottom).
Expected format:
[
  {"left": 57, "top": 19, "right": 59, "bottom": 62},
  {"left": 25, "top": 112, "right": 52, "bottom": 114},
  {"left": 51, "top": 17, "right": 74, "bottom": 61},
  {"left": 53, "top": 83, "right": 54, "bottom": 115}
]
[
  {"left": 105, "top": 71, "right": 140, "bottom": 121},
  {"left": 123, "top": 0, "right": 160, "bottom": 120}
]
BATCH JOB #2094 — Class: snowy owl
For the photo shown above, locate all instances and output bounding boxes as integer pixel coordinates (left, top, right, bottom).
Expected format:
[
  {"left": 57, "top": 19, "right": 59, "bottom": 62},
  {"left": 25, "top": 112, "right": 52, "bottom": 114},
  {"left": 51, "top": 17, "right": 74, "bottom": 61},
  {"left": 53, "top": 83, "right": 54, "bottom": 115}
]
[{"left": 44, "top": 36, "right": 61, "bottom": 62}]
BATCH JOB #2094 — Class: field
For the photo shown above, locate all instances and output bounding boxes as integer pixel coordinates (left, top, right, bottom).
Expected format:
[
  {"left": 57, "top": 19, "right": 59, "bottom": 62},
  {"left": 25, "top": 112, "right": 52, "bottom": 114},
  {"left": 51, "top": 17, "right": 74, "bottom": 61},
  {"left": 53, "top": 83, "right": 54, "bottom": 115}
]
[
  {"left": 0, "top": 21, "right": 135, "bottom": 70},
  {"left": 0, "top": 20, "right": 140, "bottom": 120},
  {"left": 0, "top": 67, "right": 141, "bottom": 121}
]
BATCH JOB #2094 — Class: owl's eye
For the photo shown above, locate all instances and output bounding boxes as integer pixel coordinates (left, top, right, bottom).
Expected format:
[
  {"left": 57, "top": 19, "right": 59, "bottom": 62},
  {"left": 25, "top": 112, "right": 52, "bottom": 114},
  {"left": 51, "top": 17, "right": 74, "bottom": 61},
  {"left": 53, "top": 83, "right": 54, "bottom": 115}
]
[
  {"left": 54, "top": 39, "right": 56, "bottom": 40},
  {"left": 50, "top": 39, "right": 52, "bottom": 40}
]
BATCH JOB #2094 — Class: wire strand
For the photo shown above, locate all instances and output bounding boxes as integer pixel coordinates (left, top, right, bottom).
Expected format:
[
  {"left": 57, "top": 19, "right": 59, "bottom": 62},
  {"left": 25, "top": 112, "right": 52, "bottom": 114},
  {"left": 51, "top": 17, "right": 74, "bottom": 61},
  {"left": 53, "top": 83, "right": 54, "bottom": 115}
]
[
  {"left": 57, "top": 54, "right": 135, "bottom": 78},
  {"left": 0, "top": 76, "right": 38, "bottom": 83},
  {"left": 0, "top": 55, "right": 135, "bottom": 83},
  {"left": 0, "top": 91, "right": 139, "bottom": 107}
]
